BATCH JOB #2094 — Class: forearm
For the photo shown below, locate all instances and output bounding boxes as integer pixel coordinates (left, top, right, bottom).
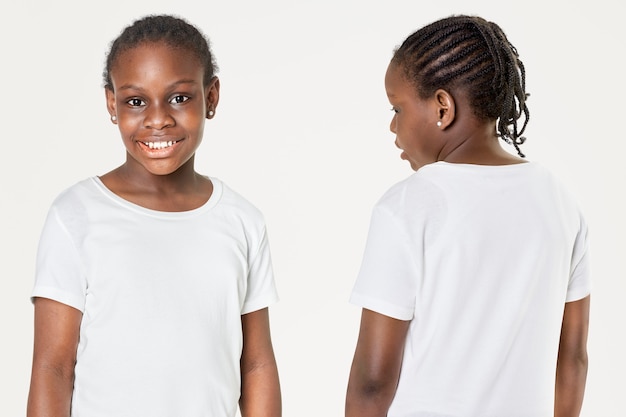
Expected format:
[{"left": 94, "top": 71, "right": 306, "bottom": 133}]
[
  {"left": 239, "top": 360, "right": 281, "bottom": 417},
  {"left": 27, "top": 365, "right": 74, "bottom": 417},
  {"left": 554, "top": 354, "right": 588, "bottom": 417}
]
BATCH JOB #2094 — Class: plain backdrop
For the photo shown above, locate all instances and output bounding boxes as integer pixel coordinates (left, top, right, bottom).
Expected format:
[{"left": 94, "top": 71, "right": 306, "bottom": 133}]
[{"left": 1, "top": 0, "right": 624, "bottom": 415}]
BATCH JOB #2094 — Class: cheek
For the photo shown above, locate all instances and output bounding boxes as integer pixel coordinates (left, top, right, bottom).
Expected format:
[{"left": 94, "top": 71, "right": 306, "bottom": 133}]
[
  {"left": 398, "top": 119, "right": 421, "bottom": 142},
  {"left": 192, "top": 108, "right": 210, "bottom": 128},
  {"left": 181, "top": 115, "right": 206, "bottom": 136},
  {"left": 117, "top": 119, "right": 139, "bottom": 138},
  {"left": 177, "top": 104, "right": 206, "bottom": 124}
]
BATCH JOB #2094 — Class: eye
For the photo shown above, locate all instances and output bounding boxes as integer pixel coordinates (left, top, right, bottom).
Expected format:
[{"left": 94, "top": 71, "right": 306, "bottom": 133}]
[
  {"left": 127, "top": 98, "right": 145, "bottom": 107},
  {"left": 170, "top": 95, "right": 190, "bottom": 104},
  {"left": 390, "top": 107, "right": 399, "bottom": 114}
]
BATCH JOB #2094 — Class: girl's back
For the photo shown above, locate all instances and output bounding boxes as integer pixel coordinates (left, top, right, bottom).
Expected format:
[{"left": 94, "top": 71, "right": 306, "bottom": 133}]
[{"left": 352, "top": 161, "right": 589, "bottom": 415}]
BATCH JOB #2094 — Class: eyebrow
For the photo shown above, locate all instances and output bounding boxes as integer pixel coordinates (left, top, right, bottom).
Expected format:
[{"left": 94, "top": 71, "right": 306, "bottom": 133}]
[{"left": 117, "top": 79, "right": 199, "bottom": 92}]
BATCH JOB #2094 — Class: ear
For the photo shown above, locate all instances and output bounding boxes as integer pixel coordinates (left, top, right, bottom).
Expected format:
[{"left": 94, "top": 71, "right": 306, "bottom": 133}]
[
  {"left": 105, "top": 88, "right": 117, "bottom": 124},
  {"left": 205, "top": 76, "right": 221, "bottom": 119},
  {"left": 434, "top": 89, "right": 456, "bottom": 129}
]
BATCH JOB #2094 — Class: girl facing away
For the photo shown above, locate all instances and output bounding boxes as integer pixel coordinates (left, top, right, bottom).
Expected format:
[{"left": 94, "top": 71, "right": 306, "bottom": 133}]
[
  {"left": 27, "top": 15, "right": 281, "bottom": 417},
  {"left": 346, "top": 15, "right": 590, "bottom": 417}
]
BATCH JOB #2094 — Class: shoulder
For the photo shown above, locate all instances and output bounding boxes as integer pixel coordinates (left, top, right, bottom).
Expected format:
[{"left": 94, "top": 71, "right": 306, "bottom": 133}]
[
  {"left": 48, "top": 177, "right": 103, "bottom": 215},
  {"left": 523, "top": 162, "right": 586, "bottom": 215},
  {"left": 375, "top": 165, "right": 448, "bottom": 218},
  {"left": 210, "top": 178, "right": 267, "bottom": 226},
  {"left": 39, "top": 178, "right": 103, "bottom": 244}
]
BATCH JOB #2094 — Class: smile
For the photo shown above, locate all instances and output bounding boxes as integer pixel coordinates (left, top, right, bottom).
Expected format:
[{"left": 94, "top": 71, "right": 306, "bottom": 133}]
[{"left": 141, "top": 140, "right": 180, "bottom": 149}]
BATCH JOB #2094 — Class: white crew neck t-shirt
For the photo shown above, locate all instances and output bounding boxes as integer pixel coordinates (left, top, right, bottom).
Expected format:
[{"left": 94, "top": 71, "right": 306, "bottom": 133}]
[
  {"left": 33, "top": 177, "right": 278, "bottom": 417},
  {"left": 350, "top": 161, "right": 590, "bottom": 417}
]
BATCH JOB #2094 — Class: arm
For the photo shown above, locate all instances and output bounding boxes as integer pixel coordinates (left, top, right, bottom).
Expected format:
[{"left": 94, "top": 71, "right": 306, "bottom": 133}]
[
  {"left": 239, "top": 308, "right": 281, "bottom": 417},
  {"left": 555, "top": 295, "right": 590, "bottom": 417},
  {"left": 346, "top": 308, "right": 410, "bottom": 417},
  {"left": 27, "top": 297, "right": 82, "bottom": 417}
]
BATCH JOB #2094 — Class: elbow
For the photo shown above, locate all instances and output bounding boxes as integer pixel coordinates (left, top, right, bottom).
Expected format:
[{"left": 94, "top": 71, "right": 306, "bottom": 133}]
[
  {"left": 577, "top": 350, "right": 589, "bottom": 369},
  {"left": 35, "top": 361, "right": 76, "bottom": 386},
  {"left": 569, "top": 351, "right": 589, "bottom": 381},
  {"left": 346, "top": 374, "right": 398, "bottom": 408},
  {"left": 346, "top": 355, "right": 404, "bottom": 411},
  {"left": 556, "top": 347, "right": 589, "bottom": 381},
  {"left": 358, "top": 378, "right": 396, "bottom": 398},
  {"left": 576, "top": 351, "right": 589, "bottom": 376},
  {"left": 559, "top": 346, "right": 588, "bottom": 369}
]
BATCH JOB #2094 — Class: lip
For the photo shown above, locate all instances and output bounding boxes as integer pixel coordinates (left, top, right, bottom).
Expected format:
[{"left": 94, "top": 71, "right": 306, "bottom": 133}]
[{"left": 136, "top": 138, "right": 184, "bottom": 156}]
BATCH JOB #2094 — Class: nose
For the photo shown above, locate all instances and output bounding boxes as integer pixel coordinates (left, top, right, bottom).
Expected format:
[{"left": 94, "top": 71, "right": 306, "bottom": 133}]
[
  {"left": 144, "top": 102, "right": 174, "bottom": 129},
  {"left": 389, "top": 114, "right": 397, "bottom": 134}
]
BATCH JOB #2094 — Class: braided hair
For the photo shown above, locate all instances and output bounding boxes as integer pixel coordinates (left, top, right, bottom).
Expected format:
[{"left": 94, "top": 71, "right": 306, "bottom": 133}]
[
  {"left": 103, "top": 15, "right": 218, "bottom": 91},
  {"left": 392, "top": 15, "right": 529, "bottom": 157}
]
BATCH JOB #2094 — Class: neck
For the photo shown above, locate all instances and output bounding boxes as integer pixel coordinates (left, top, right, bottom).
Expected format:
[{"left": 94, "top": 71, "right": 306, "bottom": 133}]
[
  {"left": 440, "top": 120, "right": 525, "bottom": 165},
  {"left": 118, "top": 154, "right": 201, "bottom": 194},
  {"left": 99, "top": 155, "right": 213, "bottom": 212}
]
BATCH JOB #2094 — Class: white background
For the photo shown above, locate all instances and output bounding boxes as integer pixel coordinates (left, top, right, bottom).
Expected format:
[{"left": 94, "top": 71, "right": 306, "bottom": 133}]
[{"left": 1, "top": 0, "right": 624, "bottom": 415}]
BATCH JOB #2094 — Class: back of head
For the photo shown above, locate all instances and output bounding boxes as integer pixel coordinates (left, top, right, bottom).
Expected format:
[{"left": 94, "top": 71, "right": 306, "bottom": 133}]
[
  {"left": 103, "top": 14, "right": 218, "bottom": 90},
  {"left": 392, "top": 15, "right": 530, "bottom": 156}
]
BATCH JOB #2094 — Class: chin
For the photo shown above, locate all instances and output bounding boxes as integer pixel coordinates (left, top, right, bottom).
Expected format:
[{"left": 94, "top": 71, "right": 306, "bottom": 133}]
[
  {"left": 408, "top": 160, "right": 426, "bottom": 171},
  {"left": 141, "top": 163, "right": 184, "bottom": 177}
]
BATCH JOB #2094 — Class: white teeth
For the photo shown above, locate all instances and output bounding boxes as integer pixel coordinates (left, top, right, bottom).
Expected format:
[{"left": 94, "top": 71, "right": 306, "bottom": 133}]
[{"left": 145, "top": 140, "right": 177, "bottom": 149}]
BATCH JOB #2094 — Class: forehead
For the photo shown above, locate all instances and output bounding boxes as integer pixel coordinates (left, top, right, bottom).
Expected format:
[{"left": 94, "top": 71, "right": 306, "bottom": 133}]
[
  {"left": 110, "top": 41, "right": 203, "bottom": 83},
  {"left": 385, "top": 63, "right": 411, "bottom": 96}
]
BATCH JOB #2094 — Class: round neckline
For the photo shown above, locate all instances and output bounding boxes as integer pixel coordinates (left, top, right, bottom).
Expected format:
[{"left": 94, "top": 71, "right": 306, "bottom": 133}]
[
  {"left": 90, "top": 176, "right": 222, "bottom": 219},
  {"left": 428, "top": 160, "right": 534, "bottom": 170}
]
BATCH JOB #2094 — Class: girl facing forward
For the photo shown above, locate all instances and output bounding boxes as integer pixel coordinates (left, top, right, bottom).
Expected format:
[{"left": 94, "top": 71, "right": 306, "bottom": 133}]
[
  {"left": 346, "top": 15, "right": 590, "bottom": 417},
  {"left": 27, "top": 15, "right": 281, "bottom": 417}
]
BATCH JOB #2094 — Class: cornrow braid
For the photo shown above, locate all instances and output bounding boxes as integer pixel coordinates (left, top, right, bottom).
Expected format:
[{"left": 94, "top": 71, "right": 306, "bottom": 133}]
[
  {"left": 103, "top": 15, "right": 218, "bottom": 91},
  {"left": 392, "top": 15, "right": 530, "bottom": 157}
]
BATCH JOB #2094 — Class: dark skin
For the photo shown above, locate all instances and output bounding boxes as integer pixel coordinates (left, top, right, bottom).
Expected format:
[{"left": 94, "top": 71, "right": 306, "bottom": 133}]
[
  {"left": 27, "top": 41, "right": 281, "bottom": 417},
  {"left": 345, "top": 309, "right": 410, "bottom": 417},
  {"left": 27, "top": 298, "right": 81, "bottom": 417},
  {"left": 555, "top": 296, "right": 590, "bottom": 417},
  {"left": 102, "top": 41, "right": 218, "bottom": 211},
  {"left": 345, "top": 63, "right": 589, "bottom": 417},
  {"left": 385, "top": 62, "right": 524, "bottom": 170},
  {"left": 240, "top": 308, "right": 282, "bottom": 417},
  {"left": 100, "top": 160, "right": 214, "bottom": 212},
  {"left": 346, "top": 300, "right": 590, "bottom": 417},
  {"left": 28, "top": 300, "right": 281, "bottom": 417}
]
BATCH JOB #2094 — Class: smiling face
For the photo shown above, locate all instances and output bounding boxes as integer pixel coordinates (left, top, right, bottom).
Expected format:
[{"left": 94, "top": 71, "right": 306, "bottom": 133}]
[
  {"left": 106, "top": 41, "right": 219, "bottom": 177},
  {"left": 385, "top": 63, "right": 441, "bottom": 171}
]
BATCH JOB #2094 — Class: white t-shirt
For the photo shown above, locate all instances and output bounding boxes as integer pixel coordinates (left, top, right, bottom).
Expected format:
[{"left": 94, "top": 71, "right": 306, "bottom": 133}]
[
  {"left": 32, "top": 177, "right": 279, "bottom": 417},
  {"left": 350, "top": 162, "right": 590, "bottom": 417}
]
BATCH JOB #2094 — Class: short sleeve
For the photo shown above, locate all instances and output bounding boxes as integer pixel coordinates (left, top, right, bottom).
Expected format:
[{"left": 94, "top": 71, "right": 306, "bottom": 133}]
[
  {"left": 349, "top": 205, "right": 419, "bottom": 320},
  {"left": 241, "top": 225, "right": 279, "bottom": 314},
  {"left": 566, "top": 214, "right": 591, "bottom": 302},
  {"left": 31, "top": 206, "right": 87, "bottom": 312}
]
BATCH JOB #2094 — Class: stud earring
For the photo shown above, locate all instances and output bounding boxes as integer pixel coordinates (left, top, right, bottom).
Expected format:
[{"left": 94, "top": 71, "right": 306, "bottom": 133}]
[
  {"left": 111, "top": 115, "right": 117, "bottom": 122},
  {"left": 436, "top": 120, "right": 442, "bottom": 127},
  {"left": 208, "top": 110, "right": 214, "bottom": 117}
]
